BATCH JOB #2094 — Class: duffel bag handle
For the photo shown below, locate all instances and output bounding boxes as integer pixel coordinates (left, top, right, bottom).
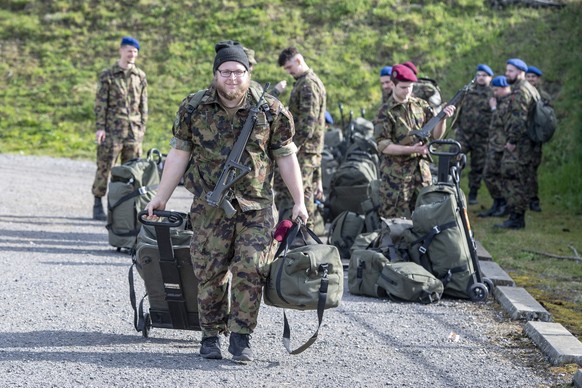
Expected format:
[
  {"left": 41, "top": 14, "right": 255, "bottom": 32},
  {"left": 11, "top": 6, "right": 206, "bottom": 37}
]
[
  {"left": 274, "top": 221, "right": 323, "bottom": 258},
  {"left": 138, "top": 210, "right": 184, "bottom": 228}
]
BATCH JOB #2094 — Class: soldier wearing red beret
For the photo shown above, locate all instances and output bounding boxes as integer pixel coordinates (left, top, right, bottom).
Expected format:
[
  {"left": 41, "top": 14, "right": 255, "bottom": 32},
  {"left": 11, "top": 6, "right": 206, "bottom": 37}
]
[{"left": 373, "top": 63, "right": 456, "bottom": 218}]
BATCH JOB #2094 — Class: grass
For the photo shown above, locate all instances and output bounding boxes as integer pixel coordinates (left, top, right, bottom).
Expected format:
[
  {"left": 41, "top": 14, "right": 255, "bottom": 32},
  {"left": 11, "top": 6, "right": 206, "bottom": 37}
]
[{"left": 468, "top": 184, "right": 582, "bottom": 340}]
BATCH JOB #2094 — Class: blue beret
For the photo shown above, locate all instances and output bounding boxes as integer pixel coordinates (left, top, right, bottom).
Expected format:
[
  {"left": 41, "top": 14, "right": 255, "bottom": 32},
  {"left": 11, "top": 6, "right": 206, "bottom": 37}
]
[
  {"left": 526, "top": 66, "right": 543, "bottom": 76},
  {"left": 325, "top": 111, "right": 334, "bottom": 124},
  {"left": 507, "top": 58, "right": 527, "bottom": 72},
  {"left": 120, "top": 36, "right": 140, "bottom": 50},
  {"left": 476, "top": 64, "right": 493, "bottom": 76},
  {"left": 491, "top": 76, "right": 509, "bottom": 87},
  {"left": 380, "top": 66, "right": 392, "bottom": 77}
]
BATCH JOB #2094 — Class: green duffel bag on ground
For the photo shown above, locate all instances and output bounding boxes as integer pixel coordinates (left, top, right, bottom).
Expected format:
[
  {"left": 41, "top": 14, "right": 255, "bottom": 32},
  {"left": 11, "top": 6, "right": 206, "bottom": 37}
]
[
  {"left": 377, "top": 261, "right": 444, "bottom": 304},
  {"left": 348, "top": 249, "right": 389, "bottom": 297},
  {"left": 327, "top": 210, "right": 366, "bottom": 259}
]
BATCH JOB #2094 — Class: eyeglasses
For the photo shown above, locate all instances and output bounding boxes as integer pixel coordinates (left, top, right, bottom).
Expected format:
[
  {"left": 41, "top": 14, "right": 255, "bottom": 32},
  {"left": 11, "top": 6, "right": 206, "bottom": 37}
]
[{"left": 217, "top": 69, "right": 247, "bottom": 78}]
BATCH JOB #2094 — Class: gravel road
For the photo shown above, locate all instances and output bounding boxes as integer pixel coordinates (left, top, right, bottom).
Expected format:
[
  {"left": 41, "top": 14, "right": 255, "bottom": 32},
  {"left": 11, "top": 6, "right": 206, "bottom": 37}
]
[{"left": 0, "top": 154, "right": 567, "bottom": 387}]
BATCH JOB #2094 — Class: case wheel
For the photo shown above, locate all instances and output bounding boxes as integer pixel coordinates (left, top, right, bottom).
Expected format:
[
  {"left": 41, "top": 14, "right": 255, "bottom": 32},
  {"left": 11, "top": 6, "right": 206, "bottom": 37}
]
[{"left": 468, "top": 282, "right": 489, "bottom": 302}]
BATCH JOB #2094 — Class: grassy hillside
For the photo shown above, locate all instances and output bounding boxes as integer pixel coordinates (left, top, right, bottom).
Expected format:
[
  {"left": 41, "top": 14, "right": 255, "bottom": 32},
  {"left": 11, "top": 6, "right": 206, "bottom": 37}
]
[
  {"left": 1, "top": 0, "right": 580, "bottom": 209},
  {"left": 1, "top": 0, "right": 581, "bottom": 338}
]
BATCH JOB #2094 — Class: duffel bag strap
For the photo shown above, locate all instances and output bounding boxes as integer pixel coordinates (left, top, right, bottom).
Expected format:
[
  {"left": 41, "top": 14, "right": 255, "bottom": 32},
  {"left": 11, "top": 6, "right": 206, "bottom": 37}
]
[{"left": 282, "top": 263, "right": 329, "bottom": 355}]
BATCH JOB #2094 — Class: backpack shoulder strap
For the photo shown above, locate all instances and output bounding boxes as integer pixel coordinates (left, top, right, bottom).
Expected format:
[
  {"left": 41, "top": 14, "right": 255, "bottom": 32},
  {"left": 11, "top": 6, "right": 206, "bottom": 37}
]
[{"left": 184, "top": 89, "right": 208, "bottom": 127}]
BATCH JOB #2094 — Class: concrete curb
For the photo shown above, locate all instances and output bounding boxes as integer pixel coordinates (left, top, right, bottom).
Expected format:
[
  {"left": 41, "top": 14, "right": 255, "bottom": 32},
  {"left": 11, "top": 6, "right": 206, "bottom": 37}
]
[
  {"left": 479, "top": 243, "right": 582, "bottom": 379},
  {"left": 524, "top": 321, "right": 582, "bottom": 366}
]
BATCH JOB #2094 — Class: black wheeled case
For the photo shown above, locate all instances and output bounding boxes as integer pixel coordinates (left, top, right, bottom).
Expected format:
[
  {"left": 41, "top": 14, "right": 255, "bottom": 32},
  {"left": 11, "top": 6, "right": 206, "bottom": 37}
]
[{"left": 129, "top": 210, "right": 200, "bottom": 337}]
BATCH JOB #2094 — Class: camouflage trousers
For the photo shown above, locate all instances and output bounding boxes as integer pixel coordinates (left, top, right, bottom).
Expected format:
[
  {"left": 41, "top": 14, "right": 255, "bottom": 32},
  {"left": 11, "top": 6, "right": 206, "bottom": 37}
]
[
  {"left": 483, "top": 149, "right": 505, "bottom": 200},
  {"left": 273, "top": 163, "right": 316, "bottom": 228},
  {"left": 378, "top": 167, "right": 430, "bottom": 219},
  {"left": 526, "top": 142, "right": 543, "bottom": 202},
  {"left": 456, "top": 131, "right": 488, "bottom": 191},
  {"left": 91, "top": 137, "right": 142, "bottom": 197},
  {"left": 501, "top": 147, "right": 531, "bottom": 214},
  {"left": 188, "top": 198, "right": 277, "bottom": 337}
]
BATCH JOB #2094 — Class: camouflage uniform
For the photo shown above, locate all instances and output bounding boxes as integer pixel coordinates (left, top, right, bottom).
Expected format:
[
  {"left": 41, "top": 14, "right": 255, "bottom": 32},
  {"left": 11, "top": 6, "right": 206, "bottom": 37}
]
[
  {"left": 501, "top": 79, "right": 537, "bottom": 215},
  {"left": 274, "top": 68, "right": 326, "bottom": 228},
  {"left": 91, "top": 63, "right": 148, "bottom": 197},
  {"left": 453, "top": 83, "right": 493, "bottom": 194},
  {"left": 171, "top": 86, "right": 296, "bottom": 337},
  {"left": 374, "top": 96, "right": 435, "bottom": 218},
  {"left": 527, "top": 87, "right": 552, "bottom": 205},
  {"left": 483, "top": 94, "right": 510, "bottom": 200}
]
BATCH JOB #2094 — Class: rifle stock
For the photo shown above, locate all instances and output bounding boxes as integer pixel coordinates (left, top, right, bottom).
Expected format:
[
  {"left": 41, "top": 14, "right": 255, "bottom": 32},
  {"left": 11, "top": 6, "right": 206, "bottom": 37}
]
[{"left": 205, "top": 83, "right": 270, "bottom": 217}]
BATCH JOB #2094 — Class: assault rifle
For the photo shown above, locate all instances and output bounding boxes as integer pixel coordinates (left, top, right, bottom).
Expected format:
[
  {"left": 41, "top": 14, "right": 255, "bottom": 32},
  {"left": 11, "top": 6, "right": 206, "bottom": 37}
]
[
  {"left": 402, "top": 77, "right": 475, "bottom": 144},
  {"left": 205, "top": 83, "right": 270, "bottom": 218}
]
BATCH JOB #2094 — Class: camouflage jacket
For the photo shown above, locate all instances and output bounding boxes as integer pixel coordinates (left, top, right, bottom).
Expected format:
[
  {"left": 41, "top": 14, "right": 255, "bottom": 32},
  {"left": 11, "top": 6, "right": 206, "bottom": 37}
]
[
  {"left": 506, "top": 78, "right": 537, "bottom": 145},
  {"left": 374, "top": 96, "right": 435, "bottom": 181},
  {"left": 171, "top": 86, "right": 297, "bottom": 212},
  {"left": 488, "top": 94, "right": 511, "bottom": 152},
  {"left": 288, "top": 68, "right": 327, "bottom": 161},
  {"left": 94, "top": 63, "right": 148, "bottom": 134},
  {"left": 453, "top": 83, "right": 493, "bottom": 137}
]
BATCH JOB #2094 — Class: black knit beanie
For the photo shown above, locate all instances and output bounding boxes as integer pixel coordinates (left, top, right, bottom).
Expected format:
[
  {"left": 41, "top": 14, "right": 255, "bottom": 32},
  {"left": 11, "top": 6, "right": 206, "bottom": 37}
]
[{"left": 213, "top": 40, "right": 250, "bottom": 72}]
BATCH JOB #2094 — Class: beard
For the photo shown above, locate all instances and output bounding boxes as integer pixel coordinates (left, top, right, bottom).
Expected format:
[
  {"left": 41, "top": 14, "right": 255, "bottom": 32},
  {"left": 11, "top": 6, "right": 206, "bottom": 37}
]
[
  {"left": 506, "top": 75, "right": 517, "bottom": 85},
  {"left": 215, "top": 77, "right": 251, "bottom": 102}
]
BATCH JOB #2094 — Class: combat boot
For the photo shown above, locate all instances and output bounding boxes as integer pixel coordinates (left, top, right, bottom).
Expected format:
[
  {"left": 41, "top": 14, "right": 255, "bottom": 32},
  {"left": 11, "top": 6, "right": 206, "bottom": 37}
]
[
  {"left": 468, "top": 188, "right": 478, "bottom": 205},
  {"left": 494, "top": 212, "right": 525, "bottom": 230},
  {"left": 490, "top": 198, "right": 508, "bottom": 217},
  {"left": 93, "top": 196, "right": 107, "bottom": 221},
  {"left": 478, "top": 199, "right": 501, "bottom": 218},
  {"left": 529, "top": 199, "right": 542, "bottom": 212},
  {"left": 228, "top": 333, "right": 254, "bottom": 362},
  {"left": 200, "top": 336, "right": 222, "bottom": 360}
]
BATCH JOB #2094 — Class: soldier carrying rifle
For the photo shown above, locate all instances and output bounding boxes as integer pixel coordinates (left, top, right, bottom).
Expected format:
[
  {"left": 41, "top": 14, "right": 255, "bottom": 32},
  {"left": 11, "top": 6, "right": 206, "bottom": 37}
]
[
  {"left": 373, "top": 63, "right": 456, "bottom": 218},
  {"left": 146, "top": 40, "right": 307, "bottom": 362}
]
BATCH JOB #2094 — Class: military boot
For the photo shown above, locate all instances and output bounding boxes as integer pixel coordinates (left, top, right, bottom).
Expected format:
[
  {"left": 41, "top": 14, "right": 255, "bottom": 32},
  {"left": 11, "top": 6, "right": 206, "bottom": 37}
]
[
  {"left": 228, "top": 333, "right": 254, "bottom": 362},
  {"left": 490, "top": 198, "right": 508, "bottom": 217},
  {"left": 529, "top": 199, "right": 542, "bottom": 212},
  {"left": 494, "top": 212, "right": 525, "bottom": 230},
  {"left": 468, "top": 188, "right": 478, "bottom": 205},
  {"left": 478, "top": 198, "right": 501, "bottom": 218},
  {"left": 93, "top": 196, "right": 107, "bottom": 221}
]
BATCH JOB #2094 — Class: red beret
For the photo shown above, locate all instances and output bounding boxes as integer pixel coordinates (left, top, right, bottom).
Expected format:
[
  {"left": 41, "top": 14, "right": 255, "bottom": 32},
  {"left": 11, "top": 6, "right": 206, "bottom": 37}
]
[
  {"left": 402, "top": 61, "right": 418, "bottom": 75},
  {"left": 391, "top": 64, "right": 418, "bottom": 83}
]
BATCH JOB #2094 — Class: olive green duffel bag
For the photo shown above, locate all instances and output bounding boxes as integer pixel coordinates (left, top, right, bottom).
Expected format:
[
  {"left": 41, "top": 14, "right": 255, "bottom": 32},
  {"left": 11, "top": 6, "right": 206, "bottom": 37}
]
[{"left": 265, "top": 222, "right": 343, "bottom": 354}]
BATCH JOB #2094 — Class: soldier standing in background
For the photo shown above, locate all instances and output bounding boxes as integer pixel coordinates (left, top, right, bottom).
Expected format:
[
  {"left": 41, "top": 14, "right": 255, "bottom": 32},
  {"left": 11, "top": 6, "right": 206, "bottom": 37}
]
[
  {"left": 479, "top": 76, "right": 512, "bottom": 218},
  {"left": 374, "top": 63, "right": 455, "bottom": 218},
  {"left": 91, "top": 36, "right": 148, "bottom": 220},
  {"left": 453, "top": 64, "right": 494, "bottom": 205},
  {"left": 273, "top": 47, "right": 327, "bottom": 231},
  {"left": 146, "top": 41, "right": 307, "bottom": 362},
  {"left": 525, "top": 65, "right": 550, "bottom": 212},
  {"left": 379, "top": 66, "right": 393, "bottom": 104},
  {"left": 495, "top": 58, "right": 538, "bottom": 229}
]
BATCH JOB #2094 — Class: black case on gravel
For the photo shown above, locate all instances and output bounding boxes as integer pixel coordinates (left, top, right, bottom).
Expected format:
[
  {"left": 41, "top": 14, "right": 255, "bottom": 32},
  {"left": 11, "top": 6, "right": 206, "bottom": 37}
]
[{"left": 129, "top": 211, "right": 200, "bottom": 337}]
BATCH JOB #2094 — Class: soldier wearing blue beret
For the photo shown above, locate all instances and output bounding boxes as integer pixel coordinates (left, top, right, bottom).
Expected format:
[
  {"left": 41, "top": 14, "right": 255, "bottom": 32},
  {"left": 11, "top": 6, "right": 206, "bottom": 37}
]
[{"left": 91, "top": 36, "right": 147, "bottom": 220}]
